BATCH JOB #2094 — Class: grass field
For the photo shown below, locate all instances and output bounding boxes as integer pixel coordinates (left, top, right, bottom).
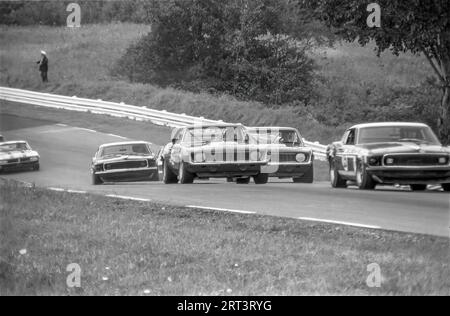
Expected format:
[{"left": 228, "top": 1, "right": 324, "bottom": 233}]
[
  {"left": 1, "top": 179, "right": 448, "bottom": 296},
  {"left": 0, "top": 24, "right": 433, "bottom": 145}
]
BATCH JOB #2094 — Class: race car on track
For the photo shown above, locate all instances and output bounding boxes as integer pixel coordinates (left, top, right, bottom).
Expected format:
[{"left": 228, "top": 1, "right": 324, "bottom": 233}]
[
  {"left": 160, "top": 123, "right": 270, "bottom": 184},
  {"left": 327, "top": 122, "right": 450, "bottom": 191},
  {"left": 247, "top": 127, "right": 314, "bottom": 183},
  {"left": 91, "top": 141, "right": 158, "bottom": 185},
  {"left": 0, "top": 140, "right": 40, "bottom": 172}
]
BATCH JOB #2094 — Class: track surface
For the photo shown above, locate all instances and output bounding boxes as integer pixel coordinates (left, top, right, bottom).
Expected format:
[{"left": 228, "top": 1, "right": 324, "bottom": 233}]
[{"left": 1, "top": 116, "right": 449, "bottom": 237}]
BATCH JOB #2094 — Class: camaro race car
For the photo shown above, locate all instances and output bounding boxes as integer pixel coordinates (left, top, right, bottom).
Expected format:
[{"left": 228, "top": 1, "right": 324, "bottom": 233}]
[
  {"left": 160, "top": 123, "right": 270, "bottom": 184},
  {"left": 0, "top": 140, "right": 40, "bottom": 172},
  {"left": 91, "top": 141, "right": 158, "bottom": 185},
  {"left": 247, "top": 127, "right": 314, "bottom": 183},
  {"left": 327, "top": 122, "right": 450, "bottom": 191}
]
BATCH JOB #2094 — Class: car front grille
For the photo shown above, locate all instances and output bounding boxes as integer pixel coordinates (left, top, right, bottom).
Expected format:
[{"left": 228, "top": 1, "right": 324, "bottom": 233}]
[
  {"left": 383, "top": 154, "right": 449, "bottom": 167},
  {"left": 104, "top": 160, "right": 148, "bottom": 170},
  {"left": 7, "top": 159, "right": 19, "bottom": 163}
]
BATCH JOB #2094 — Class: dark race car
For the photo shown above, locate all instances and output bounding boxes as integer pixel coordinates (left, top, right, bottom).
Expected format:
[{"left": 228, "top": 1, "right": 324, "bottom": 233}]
[
  {"left": 160, "top": 123, "right": 270, "bottom": 184},
  {"left": 91, "top": 141, "right": 158, "bottom": 185},
  {"left": 327, "top": 122, "right": 450, "bottom": 191},
  {"left": 247, "top": 127, "right": 314, "bottom": 183}
]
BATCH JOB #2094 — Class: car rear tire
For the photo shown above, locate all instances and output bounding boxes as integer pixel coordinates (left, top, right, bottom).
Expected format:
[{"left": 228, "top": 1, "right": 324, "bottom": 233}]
[
  {"left": 179, "top": 162, "right": 194, "bottom": 184},
  {"left": 92, "top": 173, "right": 103, "bottom": 185},
  {"left": 33, "top": 163, "right": 40, "bottom": 171},
  {"left": 330, "top": 161, "right": 347, "bottom": 188},
  {"left": 253, "top": 173, "right": 269, "bottom": 185},
  {"left": 442, "top": 184, "right": 450, "bottom": 192},
  {"left": 163, "top": 161, "right": 178, "bottom": 184},
  {"left": 356, "top": 163, "right": 376, "bottom": 190},
  {"left": 410, "top": 184, "right": 427, "bottom": 191},
  {"left": 293, "top": 167, "right": 314, "bottom": 183},
  {"left": 236, "top": 177, "right": 251, "bottom": 184}
]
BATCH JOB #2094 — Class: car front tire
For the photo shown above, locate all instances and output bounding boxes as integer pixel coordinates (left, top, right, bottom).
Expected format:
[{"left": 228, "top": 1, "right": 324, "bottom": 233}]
[
  {"left": 356, "top": 163, "right": 376, "bottom": 190},
  {"left": 163, "top": 161, "right": 178, "bottom": 184},
  {"left": 179, "top": 162, "right": 194, "bottom": 184},
  {"left": 330, "top": 161, "right": 347, "bottom": 188},
  {"left": 253, "top": 173, "right": 269, "bottom": 185},
  {"left": 92, "top": 172, "right": 103, "bottom": 185},
  {"left": 33, "top": 163, "right": 40, "bottom": 171},
  {"left": 410, "top": 184, "right": 427, "bottom": 191}
]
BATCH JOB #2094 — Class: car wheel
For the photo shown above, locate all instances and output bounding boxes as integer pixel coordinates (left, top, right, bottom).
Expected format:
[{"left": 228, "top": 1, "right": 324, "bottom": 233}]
[
  {"left": 163, "top": 161, "right": 178, "bottom": 184},
  {"left": 236, "top": 177, "right": 250, "bottom": 184},
  {"left": 253, "top": 173, "right": 269, "bottom": 185},
  {"left": 179, "top": 162, "right": 194, "bottom": 184},
  {"left": 330, "top": 161, "right": 347, "bottom": 188},
  {"left": 92, "top": 172, "right": 103, "bottom": 185},
  {"left": 410, "top": 184, "right": 427, "bottom": 191},
  {"left": 442, "top": 184, "right": 450, "bottom": 192},
  {"left": 293, "top": 167, "right": 314, "bottom": 183},
  {"left": 356, "top": 163, "right": 376, "bottom": 190}
]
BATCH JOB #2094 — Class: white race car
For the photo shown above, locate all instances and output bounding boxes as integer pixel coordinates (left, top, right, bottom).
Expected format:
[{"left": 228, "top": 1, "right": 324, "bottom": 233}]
[{"left": 0, "top": 141, "right": 40, "bottom": 173}]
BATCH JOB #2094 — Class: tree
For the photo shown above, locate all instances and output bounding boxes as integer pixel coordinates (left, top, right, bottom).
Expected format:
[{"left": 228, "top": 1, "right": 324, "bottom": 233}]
[{"left": 309, "top": 0, "right": 450, "bottom": 144}]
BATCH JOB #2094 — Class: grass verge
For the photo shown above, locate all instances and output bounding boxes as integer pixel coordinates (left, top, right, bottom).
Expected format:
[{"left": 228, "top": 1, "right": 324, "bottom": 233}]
[{"left": 0, "top": 179, "right": 448, "bottom": 295}]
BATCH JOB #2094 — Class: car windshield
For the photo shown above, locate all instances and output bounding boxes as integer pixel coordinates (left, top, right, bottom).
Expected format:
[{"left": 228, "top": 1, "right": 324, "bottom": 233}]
[
  {"left": 249, "top": 129, "right": 302, "bottom": 146},
  {"left": 183, "top": 127, "right": 249, "bottom": 145},
  {"left": 358, "top": 126, "right": 441, "bottom": 145},
  {"left": 99, "top": 144, "right": 151, "bottom": 157},
  {"left": 0, "top": 142, "right": 30, "bottom": 152}
]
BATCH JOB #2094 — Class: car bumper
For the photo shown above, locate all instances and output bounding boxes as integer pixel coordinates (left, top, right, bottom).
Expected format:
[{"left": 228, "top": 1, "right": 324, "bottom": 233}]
[
  {"left": 367, "top": 166, "right": 450, "bottom": 184},
  {"left": 94, "top": 167, "right": 158, "bottom": 182},
  {"left": 265, "top": 162, "right": 313, "bottom": 177},
  {"left": 186, "top": 162, "right": 266, "bottom": 177},
  {"left": 0, "top": 161, "right": 39, "bottom": 171}
]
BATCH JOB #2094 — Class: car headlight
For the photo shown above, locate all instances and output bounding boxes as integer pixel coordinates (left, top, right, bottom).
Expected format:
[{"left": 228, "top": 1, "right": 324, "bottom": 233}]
[
  {"left": 194, "top": 152, "right": 206, "bottom": 163},
  {"left": 296, "top": 153, "right": 307, "bottom": 162},
  {"left": 386, "top": 158, "right": 395, "bottom": 165},
  {"left": 367, "top": 156, "right": 381, "bottom": 166},
  {"left": 30, "top": 157, "right": 39, "bottom": 162},
  {"left": 438, "top": 157, "right": 448, "bottom": 165},
  {"left": 0, "top": 160, "right": 7, "bottom": 165},
  {"left": 249, "top": 151, "right": 259, "bottom": 162}
]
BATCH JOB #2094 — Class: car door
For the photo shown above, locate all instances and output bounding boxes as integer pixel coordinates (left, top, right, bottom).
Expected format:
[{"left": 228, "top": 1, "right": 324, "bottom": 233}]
[{"left": 339, "top": 128, "right": 358, "bottom": 179}]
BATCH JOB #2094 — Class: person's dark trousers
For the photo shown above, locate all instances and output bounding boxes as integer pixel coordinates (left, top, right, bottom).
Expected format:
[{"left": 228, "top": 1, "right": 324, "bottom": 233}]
[{"left": 40, "top": 71, "right": 48, "bottom": 82}]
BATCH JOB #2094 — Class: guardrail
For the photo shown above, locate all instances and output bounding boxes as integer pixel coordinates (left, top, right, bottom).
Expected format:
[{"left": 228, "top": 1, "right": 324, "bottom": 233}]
[{"left": 0, "top": 86, "right": 327, "bottom": 160}]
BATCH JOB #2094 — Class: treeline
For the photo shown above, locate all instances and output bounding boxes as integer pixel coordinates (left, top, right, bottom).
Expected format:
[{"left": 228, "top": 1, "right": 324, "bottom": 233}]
[
  {"left": 0, "top": 0, "right": 157, "bottom": 25},
  {"left": 114, "top": 0, "right": 334, "bottom": 106}
]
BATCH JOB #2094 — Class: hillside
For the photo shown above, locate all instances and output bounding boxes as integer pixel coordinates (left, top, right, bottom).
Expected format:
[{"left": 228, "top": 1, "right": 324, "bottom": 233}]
[{"left": 0, "top": 24, "right": 434, "bottom": 144}]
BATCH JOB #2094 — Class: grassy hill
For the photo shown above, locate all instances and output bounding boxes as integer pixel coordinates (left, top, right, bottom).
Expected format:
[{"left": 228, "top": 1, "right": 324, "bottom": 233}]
[{"left": 0, "top": 23, "right": 433, "bottom": 144}]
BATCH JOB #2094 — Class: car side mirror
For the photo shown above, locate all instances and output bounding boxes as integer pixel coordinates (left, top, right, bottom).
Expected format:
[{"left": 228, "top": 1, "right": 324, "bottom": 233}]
[{"left": 171, "top": 138, "right": 177, "bottom": 145}]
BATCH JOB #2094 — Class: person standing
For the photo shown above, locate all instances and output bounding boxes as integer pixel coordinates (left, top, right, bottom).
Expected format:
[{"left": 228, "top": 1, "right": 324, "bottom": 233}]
[{"left": 37, "top": 51, "right": 48, "bottom": 82}]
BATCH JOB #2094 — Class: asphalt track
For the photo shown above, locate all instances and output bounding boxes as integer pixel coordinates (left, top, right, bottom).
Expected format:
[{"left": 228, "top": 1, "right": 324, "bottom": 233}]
[{"left": 1, "top": 116, "right": 449, "bottom": 237}]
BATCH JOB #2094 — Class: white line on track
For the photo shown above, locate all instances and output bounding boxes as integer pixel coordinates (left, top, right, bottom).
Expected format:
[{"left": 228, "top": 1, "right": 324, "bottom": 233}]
[
  {"left": 67, "top": 189, "right": 87, "bottom": 194},
  {"left": 56, "top": 123, "right": 68, "bottom": 127},
  {"left": 298, "top": 217, "right": 381, "bottom": 230},
  {"left": 105, "top": 194, "right": 151, "bottom": 202},
  {"left": 48, "top": 187, "right": 65, "bottom": 192},
  {"left": 186, "top": 205, "right": 256, "bottom": 214},
  {"left": 107, "top": 134, "right": 128, "bottom": 140},
  {"left": 78, "top": 128, "right": 97, "bottom": 133}
]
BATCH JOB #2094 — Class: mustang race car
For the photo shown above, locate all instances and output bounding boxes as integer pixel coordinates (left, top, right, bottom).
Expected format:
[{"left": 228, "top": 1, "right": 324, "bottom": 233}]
[
  {"left": 327, "top": 122, "right": 450, "bottom": 191},
  {"left": 0, "top": 140, "right": 40, "bottom": 172},
  {"left": 91, "top": 141, "right": 158, "bottom": 185},
  {"left": 247, "top": 127, "right": 314, "bottom": 183},
  {"left": 160, "top": 123, "right": 270, "bottom": 184}
]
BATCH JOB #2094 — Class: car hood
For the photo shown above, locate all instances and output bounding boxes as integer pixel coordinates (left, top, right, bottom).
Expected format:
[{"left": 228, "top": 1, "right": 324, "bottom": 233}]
[
  {"left": 357, "top": 142, "right": 450, "bottom": 155},
  {"left": 255, "top": 143, "right": 312, "bottom": 153},
  {"left": 0, "top": 150, "right": 39, "bottom": 159},
  {"left": 94, "top": 155, "right": 154, "bottom": 164}
]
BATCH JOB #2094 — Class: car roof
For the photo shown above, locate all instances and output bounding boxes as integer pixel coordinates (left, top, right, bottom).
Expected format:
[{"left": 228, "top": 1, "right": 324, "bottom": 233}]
[
  {"left": 350, "top": 122, "right": 429, "bottom": 130},
  {"left": 99, "top": 141, "right": 151, "bottom": 148},
  {"left": 247, "top": 127, "right": 299, "bottom": 132},
  {"left": 184, "top": 123, "right": 243, "bottom": 129}
]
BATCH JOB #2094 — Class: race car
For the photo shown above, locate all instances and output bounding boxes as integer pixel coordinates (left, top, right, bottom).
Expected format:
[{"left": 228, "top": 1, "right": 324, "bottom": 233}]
[
  {"left": 160, "top": 123, "right": 270, "bottom": 184},
  {"left": 91, "top": 141, "right": 158, "bottom": 185},
  {"left": 327, "top": 122, "right": 450, "bottom": 191},
  {"left": 246, "top": 127, "right": 314, "bottom": 183},
  {"left": 0, "top": 140, "right": 40, "bottom": 172}
]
